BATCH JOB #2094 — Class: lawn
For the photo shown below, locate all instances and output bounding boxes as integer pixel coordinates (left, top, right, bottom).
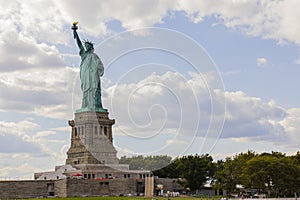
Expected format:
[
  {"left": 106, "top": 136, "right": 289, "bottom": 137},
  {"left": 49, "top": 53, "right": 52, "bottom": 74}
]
[{"left": 24, "top": 196, "right": 203, "bottom": 200}]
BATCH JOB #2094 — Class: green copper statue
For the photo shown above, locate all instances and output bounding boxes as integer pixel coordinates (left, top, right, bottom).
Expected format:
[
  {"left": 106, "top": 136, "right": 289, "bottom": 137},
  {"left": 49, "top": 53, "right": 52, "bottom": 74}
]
[{"left": 72, "top": 22, "right": 106, "bottom": 112}]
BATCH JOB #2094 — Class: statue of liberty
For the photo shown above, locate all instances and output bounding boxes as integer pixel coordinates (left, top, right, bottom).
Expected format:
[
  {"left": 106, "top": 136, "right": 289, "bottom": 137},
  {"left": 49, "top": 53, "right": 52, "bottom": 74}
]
[{"left": 72, "top": 22, "right": 106, "bottom": 112}]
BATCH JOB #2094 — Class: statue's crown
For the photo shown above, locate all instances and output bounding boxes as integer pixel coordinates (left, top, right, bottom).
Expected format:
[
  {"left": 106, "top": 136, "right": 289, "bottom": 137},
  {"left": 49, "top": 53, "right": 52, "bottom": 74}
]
[{"left": 83, "top": 39, "right": 94, "bottom": 47}]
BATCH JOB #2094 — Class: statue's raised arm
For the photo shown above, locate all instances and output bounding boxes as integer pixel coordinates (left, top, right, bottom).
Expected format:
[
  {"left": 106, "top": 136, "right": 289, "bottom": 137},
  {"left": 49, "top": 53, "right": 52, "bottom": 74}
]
[{"left": 72, "top": 22, "right": 84, "bottom": 53}]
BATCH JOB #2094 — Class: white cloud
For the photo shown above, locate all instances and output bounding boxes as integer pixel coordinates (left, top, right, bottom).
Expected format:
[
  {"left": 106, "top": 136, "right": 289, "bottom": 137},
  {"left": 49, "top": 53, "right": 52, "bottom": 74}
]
[
  {"left": 33, "top": 131, "right": 57, "bottom": 139},
  {"left": 2, "top": 0, "right": 300, "bottom": 47},
  {"left": 0, "top": 162, "right": 39, "bottom": 179},
  {"left": 279, "top": 108, "right": 300, "bottom": 148},
  {"left": 0, "top": 1, "right": 68, "bottom": 73},
  {"left": 104, "top": 71, "right": 298, "bottom": 151},
  {"left": 50, "top": 126, "right": 70, "bottom": 132},
  {"left": 0, "top": 67, "right": 79, "bottom": 119},
  {"left": 166, "top": 139, "right": 188, "bottom": 146},
  {"left": 176, "top": 0, "right": 300, "bottom": 46},
  {"left": 0, "top": 120, "right": 42, "bottom": 153},
  {"left": 0, "top": 31, "right": 65, "bottom": 71},
  {"left": 0, "top": 120, "right": 38, "bottom": 136},
  {"left": 0, "top": 0, "right": 69, "bottom": 45},
  {"left": 223, "top": 91, "right": 286, "bottom": 140},
  {"left": 105, "top": 71, "right": 207, "bottom": 138},
  {"left": 256, "top": 57, "right": 267, "bottom": 66},
  {"left": 0, "top": 118, "right": 69, "bottom": 178},
  {"left": 54, "top": 0, "right": 177, "bottom": 36}
]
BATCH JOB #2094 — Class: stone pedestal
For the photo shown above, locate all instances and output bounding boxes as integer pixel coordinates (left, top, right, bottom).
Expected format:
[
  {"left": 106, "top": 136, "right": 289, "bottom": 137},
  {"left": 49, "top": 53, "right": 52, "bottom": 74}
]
[{"left": 66, "top": 111, "right": 119, "bottom": 165}]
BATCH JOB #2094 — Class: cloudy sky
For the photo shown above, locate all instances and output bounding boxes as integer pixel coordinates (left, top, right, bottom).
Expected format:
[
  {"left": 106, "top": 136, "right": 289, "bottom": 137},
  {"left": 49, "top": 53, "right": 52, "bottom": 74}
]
[{"left": 0, "top": 0, "right": 300, "bottom": 179}]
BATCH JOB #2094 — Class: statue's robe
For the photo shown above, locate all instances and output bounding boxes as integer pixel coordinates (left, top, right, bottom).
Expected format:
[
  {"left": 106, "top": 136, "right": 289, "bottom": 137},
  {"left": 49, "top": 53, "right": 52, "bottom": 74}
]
[{"left": 79, "top": 48, "right": 104, "bottom": 110}]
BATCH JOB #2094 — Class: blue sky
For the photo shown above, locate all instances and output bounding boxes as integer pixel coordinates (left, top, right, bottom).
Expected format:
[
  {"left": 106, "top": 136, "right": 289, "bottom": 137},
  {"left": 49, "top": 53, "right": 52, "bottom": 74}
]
[{"left": 0, "top": 0, "right": 300, "bottom": 179}]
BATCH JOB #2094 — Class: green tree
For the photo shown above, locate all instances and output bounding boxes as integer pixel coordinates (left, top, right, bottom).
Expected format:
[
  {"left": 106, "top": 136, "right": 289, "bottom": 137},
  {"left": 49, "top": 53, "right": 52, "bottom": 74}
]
[
  {"left": 176, "top": 154, "right": 214, "bottom": 191},
  {"left": 242, "top": 154, "right": 273, "bottom": 190},
  {"left": 213, "top": 150, "right": 256, "bottom": 194},
  {"left": 290, "top": 151, "right": 300, "bottom": 164},
  {"left": 119, "top": 155, "right": 172, "bottom": 170},
  {"left": 267, "top": 156, "right": 300, "bottom": 197},
  {"left": 213, "top": 157, "right": 237, "bottom": 194},
  {"left": 144, "top": 155, "right": 172, "bottom": 171},
  {"left": 241, "top": 152, "right": 300, "bottom": 197},
  {"left": 154, "top": 154, "right": 214, "bottom": 192},
  {"left": 121, "top": 151, "right": 300, "bottom": 197},
  {"left": 153, "top": 158, "right": 180, "bottom": 178}
]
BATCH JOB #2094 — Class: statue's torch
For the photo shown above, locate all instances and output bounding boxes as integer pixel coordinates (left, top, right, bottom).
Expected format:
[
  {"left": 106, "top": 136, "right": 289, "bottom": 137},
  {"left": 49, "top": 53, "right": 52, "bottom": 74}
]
[{"left": 72, "top": 21, "right": 78, "bottom": 30}]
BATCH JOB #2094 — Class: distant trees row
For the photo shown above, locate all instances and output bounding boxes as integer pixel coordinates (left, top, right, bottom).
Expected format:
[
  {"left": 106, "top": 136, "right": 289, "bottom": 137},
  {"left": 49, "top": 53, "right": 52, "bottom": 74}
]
[
  {"left": 119, "top": 151, "right": 300, "bottom": 197},
  {"left": 119, "top": 155, "right": 172, "bottom": 171}
]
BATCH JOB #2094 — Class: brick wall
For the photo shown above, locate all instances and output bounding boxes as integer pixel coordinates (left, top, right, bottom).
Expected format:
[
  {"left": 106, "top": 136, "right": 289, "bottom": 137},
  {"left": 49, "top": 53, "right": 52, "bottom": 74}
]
[
  {"left": 54, "top": 179, "right": 67, "bottom": 197},
  {"left": 0, "top": 180, "right": 54, "bottom": 198},
  {"left": 64, "top": 179, "right": 138, "bottom": 197},
  {"left": 0, "top": 178, "right": 145, "bottom": 198}
]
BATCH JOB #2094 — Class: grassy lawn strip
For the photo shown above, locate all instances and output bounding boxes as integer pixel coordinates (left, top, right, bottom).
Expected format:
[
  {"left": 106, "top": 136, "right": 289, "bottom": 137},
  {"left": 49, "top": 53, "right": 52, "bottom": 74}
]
[{"left": 24, "top": 196, "right": 203, "bottom": 200}]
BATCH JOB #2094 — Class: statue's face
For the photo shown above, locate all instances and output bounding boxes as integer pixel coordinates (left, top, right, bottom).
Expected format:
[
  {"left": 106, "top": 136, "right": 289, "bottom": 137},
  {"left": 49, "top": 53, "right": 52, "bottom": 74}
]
[{"left": 85, "top": 43, "right": 93, "bottom": 51}]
